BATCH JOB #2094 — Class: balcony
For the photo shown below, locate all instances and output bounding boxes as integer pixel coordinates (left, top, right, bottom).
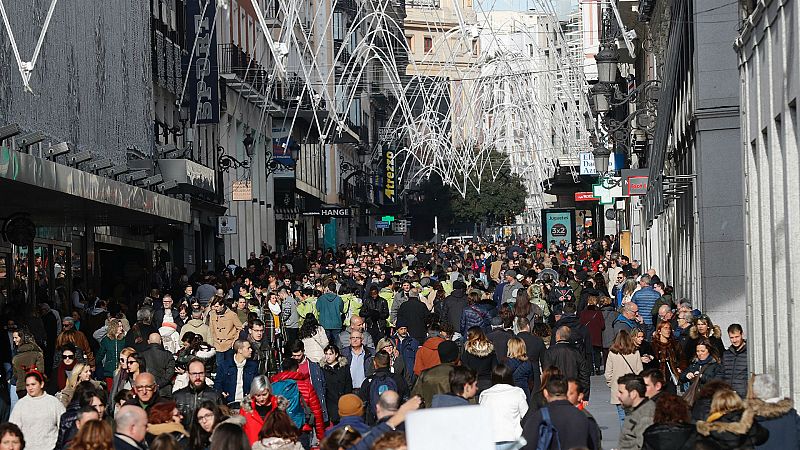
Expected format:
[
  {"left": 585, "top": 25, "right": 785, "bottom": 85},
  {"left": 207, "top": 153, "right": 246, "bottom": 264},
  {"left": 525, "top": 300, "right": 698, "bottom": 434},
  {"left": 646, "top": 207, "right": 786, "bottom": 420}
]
[
  {"left": 406, "top": 0, "right": 439, "bottom": 8},
  {"left": 218, "top": 43, "right": 283, "bottom": 111}
]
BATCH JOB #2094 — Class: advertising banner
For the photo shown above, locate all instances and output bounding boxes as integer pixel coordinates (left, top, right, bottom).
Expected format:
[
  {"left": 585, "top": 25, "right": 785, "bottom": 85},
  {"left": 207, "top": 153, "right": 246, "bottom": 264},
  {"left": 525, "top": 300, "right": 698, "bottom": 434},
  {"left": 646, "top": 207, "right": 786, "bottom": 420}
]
[
  {"left": 183, "top": 0, "right": 220, "bottom": 124},
  {"left": 542, "top": 208, "right": 575, "bottom": 245},
  {"left": 383, "top": 145, "right": 396, "bottom": 203}
]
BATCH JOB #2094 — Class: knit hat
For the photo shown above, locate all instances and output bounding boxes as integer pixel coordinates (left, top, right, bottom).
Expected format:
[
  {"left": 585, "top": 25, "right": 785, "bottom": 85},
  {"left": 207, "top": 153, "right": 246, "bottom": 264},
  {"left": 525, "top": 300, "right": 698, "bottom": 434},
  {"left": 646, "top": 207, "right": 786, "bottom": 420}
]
[
  {"left": 453, "top": 280, "right": 467, "bottom": 290},
  {"left": 338, "top": 394, "right": 364, "bottom": 417},
  {"left": 437, "top": 341, "right": 459, "bottom": 363}
]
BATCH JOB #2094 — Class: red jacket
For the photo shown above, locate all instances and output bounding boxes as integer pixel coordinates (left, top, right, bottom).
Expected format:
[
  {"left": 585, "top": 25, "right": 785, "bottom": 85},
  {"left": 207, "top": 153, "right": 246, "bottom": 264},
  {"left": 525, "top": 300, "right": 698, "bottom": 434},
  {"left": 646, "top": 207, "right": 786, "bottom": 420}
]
[
  {"left": 413, "top": 336, "right": 444, "bottom": 375},
  {"left": 240, "top": 395, "right": 280, "bottom": 444},
  {"left": 270, "top": 370, "right": 326, "bottom": 439}
]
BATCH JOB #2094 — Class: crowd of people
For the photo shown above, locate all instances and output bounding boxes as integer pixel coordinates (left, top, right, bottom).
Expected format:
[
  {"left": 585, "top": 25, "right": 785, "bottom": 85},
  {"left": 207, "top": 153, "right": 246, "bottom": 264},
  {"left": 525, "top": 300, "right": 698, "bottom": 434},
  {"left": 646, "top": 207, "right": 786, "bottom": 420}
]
[{"left": 0, "top": 237, "right": 796, "bottom": 450}]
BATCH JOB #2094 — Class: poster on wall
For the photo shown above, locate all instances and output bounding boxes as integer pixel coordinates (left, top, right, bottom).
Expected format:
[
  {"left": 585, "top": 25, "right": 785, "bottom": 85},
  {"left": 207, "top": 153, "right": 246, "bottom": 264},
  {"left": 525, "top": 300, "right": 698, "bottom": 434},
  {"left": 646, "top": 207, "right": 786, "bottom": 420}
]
[
  {"left": 542, "top": 208, "right": 576, "bottom": 246},
  {"left": 183, "top": 0, "right": 219, "bottom": 124}
]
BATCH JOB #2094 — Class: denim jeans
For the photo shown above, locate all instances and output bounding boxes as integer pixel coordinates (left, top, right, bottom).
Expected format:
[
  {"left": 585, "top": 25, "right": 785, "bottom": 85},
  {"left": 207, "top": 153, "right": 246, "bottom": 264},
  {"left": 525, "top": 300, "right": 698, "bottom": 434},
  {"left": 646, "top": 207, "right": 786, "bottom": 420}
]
[{"left": 325, "top": 328, "right": 340, "bottom": 345}]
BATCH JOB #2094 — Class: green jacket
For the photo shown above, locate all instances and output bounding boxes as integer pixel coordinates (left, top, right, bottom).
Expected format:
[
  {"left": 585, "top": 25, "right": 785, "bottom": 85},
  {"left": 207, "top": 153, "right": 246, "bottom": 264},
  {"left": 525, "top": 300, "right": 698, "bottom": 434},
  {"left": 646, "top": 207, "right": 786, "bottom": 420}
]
[
  {"left": 96, "top": 336, "right": 125, "bottom": 377},
  {"left": 411, "top": 362, "right": 456, "bottom": 407}
]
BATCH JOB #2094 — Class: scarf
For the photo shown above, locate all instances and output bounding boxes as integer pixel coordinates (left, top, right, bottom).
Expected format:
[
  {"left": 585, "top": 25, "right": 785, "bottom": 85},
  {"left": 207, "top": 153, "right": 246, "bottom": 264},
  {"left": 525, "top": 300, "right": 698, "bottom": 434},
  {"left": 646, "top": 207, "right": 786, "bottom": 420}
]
[{"left": 268, "top": 301, "right": 282, "bottom": 317}]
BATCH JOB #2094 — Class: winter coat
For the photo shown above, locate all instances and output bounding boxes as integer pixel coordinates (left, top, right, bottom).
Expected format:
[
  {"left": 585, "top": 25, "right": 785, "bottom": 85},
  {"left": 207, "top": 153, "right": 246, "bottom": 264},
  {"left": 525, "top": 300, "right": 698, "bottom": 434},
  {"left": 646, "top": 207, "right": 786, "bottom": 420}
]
[
  {"left": 619, "top": 398, "right": 656, "bottom": 450},
  {"left": 11, "top": 342, "right": 44, "bottom": 388},
  {"left": 487, "top": 329, "right": 514, "bottom": 364},
  {"left": 96, "top": 336, "right": 125, "bottom": 377},
  {"left": 550, "top": 314, "right": 592, "bottom": 360},
  {"left": 209, "top": 308, "right": 243, "bottom": 352},
  {"left": 631, "top": 287, "right": 661, "bottom": 325},
  {"left": 240, "top": 395, "right": 281, "bottom": 444},
  {"left": 360, "top": 295, "right": 389, "bottom": 338},
  {"left": 215, "top": 355, "right": 258, "bottom": 403},
  {"left": 359, "top": 367, "right": 409, "bottom": 424},
  {"left": 145, "top": 422, "right": 189, "bottom": 450},
  {"left": 302, "top": 326, "right": 329, "bottom": 364},
  {"left": 460, "top": 304, "right": 491, "bottom": 337},
  {"left": 506, "top": 357, "right": 534, "bottom": 400},
  {"left": 269, "top": 371, "right": 326, "bottom": 439},
  {"left": 442, "top": 289, "right": 469, "bottom": 332},
  {"left": 516, "top": 332, "right": 545, "bottom": 391},
  {"left": 723, "top": 343, "right": 749, "bottom": 398},
  {"left": 55, "top": 400, "right": 81, "bottom": 450},
  {"left": 179, "top": 319, "right": 212, "bottom": 344},
  {"left": 390, "top": 291, "right": 410, "bottom": 326},
  {"left": 316, "top": 293, "right": 344, "bottom": 330},
  {"left": 651, "top": 337, "right": 686, "bottom": 386},
  {"left": 460, "top": 341, "right": 496, "bottom": 391},
  {"left": 141, "top": 343, "right": 176, "bottom": 397},
  {"left": 696, "top": 408, "right": 769, "bottom": 450},
  {"left": 680, "top": 357, "right": 724, "bottom": 387},
  {"left": 642, "top": 422, "right": 697, "bottom": 450},
  {"left": 125, "top": 321, "right": 159, "bottom": 353},
  {"left": 542, "top": 341, "right": 592, "bottom": 400},
  {"left": 749, "top": 398, "right": 800, "bottom": 450},
  {"left": 411, "top": 362, "right": 456, "bottom": 407},
  {"left": 341, "top": 346, "right": 374, "bottom": 382},
  {"left": 252, "top": 437, "right": 304, "bottom": 450},
  {"left": 413, "top": 336, "right": 444, "bottom": 376},
  {"left": 600, "top": 306, "right": 618, "bottom": 348},
  {"left": 173, "top": 383, "right": 223, "bottom": 428},
  {"left": 479, "top": 383, "right": 528, "bottom": 442},
  {"left": 153, "top": 307, "right": 184, "bottom": 330},
  {"left": 321, "top": 357, "right": 352, "bottom": 423},
  {"left": 579, "top": 307, "right": 605, "bottom": 347},
  {"left": 391, "top": 334, "right": 419, "bottom": 385},
  {"left": 605, "top": 351, "right": 643, "bottom": 405},
  {"left": 397, "top": 298, "right": 429, "bottom": 342}
]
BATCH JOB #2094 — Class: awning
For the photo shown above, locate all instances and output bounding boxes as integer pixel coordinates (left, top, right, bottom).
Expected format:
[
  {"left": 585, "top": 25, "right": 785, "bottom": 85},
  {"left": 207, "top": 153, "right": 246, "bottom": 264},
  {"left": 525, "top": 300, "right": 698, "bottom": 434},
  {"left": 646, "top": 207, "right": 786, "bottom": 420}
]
[{"left": 0, "top": 148, "right": 191, "bottom": 225}]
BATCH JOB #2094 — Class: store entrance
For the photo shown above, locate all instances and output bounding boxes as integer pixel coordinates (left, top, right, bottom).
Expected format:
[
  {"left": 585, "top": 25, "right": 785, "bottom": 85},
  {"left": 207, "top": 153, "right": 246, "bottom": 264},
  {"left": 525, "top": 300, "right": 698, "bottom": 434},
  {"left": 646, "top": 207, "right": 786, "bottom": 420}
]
[{"left": 97, "top": 244, "right": 148, "bottom": 314}]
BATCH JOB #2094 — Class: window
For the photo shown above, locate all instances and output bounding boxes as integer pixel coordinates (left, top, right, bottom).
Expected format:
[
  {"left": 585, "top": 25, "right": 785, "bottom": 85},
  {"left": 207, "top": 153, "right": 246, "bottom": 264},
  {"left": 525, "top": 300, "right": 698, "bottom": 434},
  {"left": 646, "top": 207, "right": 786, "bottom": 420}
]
[
  {"left": 472, "top": 39, "right": 478, "bottom": 55},
  {"left": 424, "top": 36, "right": 433, "bottom": 53},
  {"left": 406, "top": 35, "right": 413, "bottom": 50}
]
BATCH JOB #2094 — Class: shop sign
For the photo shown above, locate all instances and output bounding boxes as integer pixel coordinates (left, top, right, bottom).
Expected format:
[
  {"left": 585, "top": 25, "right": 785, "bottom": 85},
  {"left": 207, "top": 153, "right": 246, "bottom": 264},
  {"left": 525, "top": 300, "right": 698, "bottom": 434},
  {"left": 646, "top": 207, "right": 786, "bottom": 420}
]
[
  {"left": 231, "top": 180, "right": 252, "bottom": 201},
  {"left": 579, "top": 152, "right": 596, "bottom": 175},
  {"left": 383, "top": 145, "right": 395, "bottom": 203},
  {"left": 376, "top": 220, "right": 390, "bottom": 229},
  {"left": 574, "top": 192, "right": 599, "bottom": 202},
  {"left": 218, "top": 216, "right": 237, "bottom": 235},
  {"left": 621, "top": 169, "right": 650, "bottom": 196},
  {"left": 542, "top": 209, "right": 575, "bottom": 245},
  {"left": 183, "top": 0, "right": 219, "bottom": 124},
  {"left": 303, "top": 207, "right": 352, "bottom": 218}
]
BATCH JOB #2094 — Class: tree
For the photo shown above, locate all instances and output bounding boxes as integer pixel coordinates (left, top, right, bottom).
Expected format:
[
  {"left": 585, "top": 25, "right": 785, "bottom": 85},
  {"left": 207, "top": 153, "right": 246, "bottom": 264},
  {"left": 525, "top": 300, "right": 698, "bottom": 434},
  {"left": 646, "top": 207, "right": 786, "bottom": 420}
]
[{"left": 449, "top": 164, "right": 527, "bottom": 227}]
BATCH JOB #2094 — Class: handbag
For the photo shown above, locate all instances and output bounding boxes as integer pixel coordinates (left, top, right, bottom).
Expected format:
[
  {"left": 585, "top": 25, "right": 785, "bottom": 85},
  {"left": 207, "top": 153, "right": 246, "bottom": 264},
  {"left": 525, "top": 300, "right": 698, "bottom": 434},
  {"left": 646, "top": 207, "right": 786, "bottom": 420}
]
[{"left": 682, "top": 364, "right": 708, "bottom": 405}]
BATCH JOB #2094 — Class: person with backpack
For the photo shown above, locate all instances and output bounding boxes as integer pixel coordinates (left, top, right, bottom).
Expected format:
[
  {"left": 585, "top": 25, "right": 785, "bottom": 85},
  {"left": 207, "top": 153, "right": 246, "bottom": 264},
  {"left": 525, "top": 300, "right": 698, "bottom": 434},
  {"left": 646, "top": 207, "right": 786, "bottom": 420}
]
[
  {"left": 270, "top": 358, "right": 326, "bottom": 447},
  {"left": 520, "top": 375, "right": 601, "bottom": 450},
  {"left": 359, "top": 351, "right": 408, "bottom": 425},
  {"left": 430, "top": 365, "right": 478, "bottom": 408}
]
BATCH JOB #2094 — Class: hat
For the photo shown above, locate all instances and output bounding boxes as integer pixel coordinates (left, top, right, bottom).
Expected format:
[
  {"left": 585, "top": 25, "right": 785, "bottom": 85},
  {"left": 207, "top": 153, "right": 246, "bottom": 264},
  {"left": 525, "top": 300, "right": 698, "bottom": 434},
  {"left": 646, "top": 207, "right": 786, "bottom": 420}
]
[
  {"left": 505, "top": 269, "right": 517, "bottom": 278},
  {"left": 338, "top": 394, "right": 364, "bottom": 417},
  {"left": 490, "top": 316, "right": 504, "bottom": 328},
  {"left": 395, "top": 318, "right": 408, "bottom": 328},
  {"left": 453, "top": 280, "right": 467, "bottom": 290},
  {"left": 437, "top": 341, "right": 459, "bottom": 363}
]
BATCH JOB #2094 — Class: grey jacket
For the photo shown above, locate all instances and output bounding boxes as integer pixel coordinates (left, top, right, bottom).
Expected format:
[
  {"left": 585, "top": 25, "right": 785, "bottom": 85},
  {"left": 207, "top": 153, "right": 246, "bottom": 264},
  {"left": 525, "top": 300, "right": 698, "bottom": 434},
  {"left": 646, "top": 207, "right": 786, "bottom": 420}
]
[
  {"left": 619, "top": 398, "right": 656, "bottom": 450},
  {"left": 281, "top": 295, "right": 300, "bottom": 329}
]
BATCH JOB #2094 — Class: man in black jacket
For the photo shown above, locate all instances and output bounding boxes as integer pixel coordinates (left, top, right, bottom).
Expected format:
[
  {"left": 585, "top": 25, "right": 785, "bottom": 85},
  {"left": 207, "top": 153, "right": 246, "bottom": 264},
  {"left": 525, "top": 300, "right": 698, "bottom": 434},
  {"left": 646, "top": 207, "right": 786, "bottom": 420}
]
[
  {"left": 173, "top": 359, "right": 223, "bottom": 428},
  {"left": 441, "top": 281, "right": 468, "bottom": 333},
  {"left": 113, "top": 405, "right": 149, "bottom": 450},
  {"left": 359, "top": 351, "right": 408, "bottom": 424},
  {"left": 141, "top": 333, "right": 176, "bottom": 398},
  {"left": 360, "top": 286, "right": 389, "bottom": 342},
  {"left": 722, "top": 323, "right": 748, "bottom": 397},
  {"left": 396, "top": 292, "right": 429, "bottom": 343},
  {"left": 521, "top": 375, "right": 600, "bottom": 450},
  {"left": 550, "top": 302, "right": 592, "bottom": 362},
  {"left": 152, "top": 294, "right": 184, "bottom": 330},
  {"left": 543, "top": 326, "right": 591, "bottom": 400}
]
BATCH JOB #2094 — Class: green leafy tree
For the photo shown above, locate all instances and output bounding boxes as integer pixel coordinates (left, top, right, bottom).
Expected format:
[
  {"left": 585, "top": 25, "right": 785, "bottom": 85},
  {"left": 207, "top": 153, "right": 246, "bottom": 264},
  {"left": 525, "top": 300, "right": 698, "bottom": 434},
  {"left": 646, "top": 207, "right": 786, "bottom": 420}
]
[{"left": 450, "top": 163, "right": 527, "bottom": 226}]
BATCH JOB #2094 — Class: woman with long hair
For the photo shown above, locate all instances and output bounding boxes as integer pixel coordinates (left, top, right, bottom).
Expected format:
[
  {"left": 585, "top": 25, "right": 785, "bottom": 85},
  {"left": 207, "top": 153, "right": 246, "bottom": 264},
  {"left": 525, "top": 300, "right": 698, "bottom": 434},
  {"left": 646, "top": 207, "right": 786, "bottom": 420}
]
[
  {"left": 642, "top": 394, "right": 695, "bottom": 450},
  {"left": 685, "top": 314, "right": 725, "bottom": 358},
  {"left": 631, "top": 327, "right": 657, "bottom": 370},
  {"left": 320, "top": 344, "right": 352, "bottom": 424},
  {"left": 298, "top": 314, "right": 328, "bottom": 364},
  {"left": 459, "top": 327, "right": 496, "bottom": 392},
  {"left": 190, "top": 401, "right": 227, "bottom": 450},
  {"left": 478, "top": 364, "right": 528, "bottom": 447},
  {"left": 8, "top": 370, "right": 66, "bottom": 450},
  {"left": 54, "top": 343, "right": 89, "bottom": 391},
  {"left": 617, "top": 278, "right": 638, "bottom": 307},
  {"left": 96, "top": 318, "right": 126, "bottom": 387},
  {"left": 54, "top": 328, "right": 96, "bottom": 370},
  {"left": 695, "top": 390, "right": 768, "bottom": 449},
  {"left": 253, "top": 409, "right": 303, "bottom": 450},
  {"left": 68, "top": 420, "right": 114, "bottom": 450},
  {"left": 146, "top": 400, "right": 189, "bottom": 448},
  {"left": 512, "top": 290, "right": 537, "bottom": 333},
  {"left": 55, "top": 362, "right": 93, "bottom": 407},
  {"left": 680, "top": 339, "right": 724, "bottom": 389},
  {"left": 605, "top": 330, "right": 643, "bottom": 423},
  {"left": 650, "top": 320, "right": 686, "bottom": 392},
  {"left": 11, "top": 328, "right": 44, "bottom": 399},
  {"left": 505, "top": 337, "right": 534, "bottom": 400},
  {"left": 109, "top": 347, "right": 138, "bottom": 405}
]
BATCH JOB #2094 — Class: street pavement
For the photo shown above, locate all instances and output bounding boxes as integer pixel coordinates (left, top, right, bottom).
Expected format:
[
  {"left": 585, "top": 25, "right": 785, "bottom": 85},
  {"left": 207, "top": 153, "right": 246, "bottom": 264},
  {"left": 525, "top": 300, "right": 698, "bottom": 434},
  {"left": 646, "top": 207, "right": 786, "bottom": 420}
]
[{"left": 586, "top": 375, "right": 621, "bottom": 449}]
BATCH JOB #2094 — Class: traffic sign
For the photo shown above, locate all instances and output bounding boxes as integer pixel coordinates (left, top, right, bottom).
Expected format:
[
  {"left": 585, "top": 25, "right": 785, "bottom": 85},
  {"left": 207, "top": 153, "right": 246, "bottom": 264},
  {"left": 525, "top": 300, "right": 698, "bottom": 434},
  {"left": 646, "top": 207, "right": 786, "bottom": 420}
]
[
  {"left": 376, "top": 220, "right": 390, "bottom": 229},
  {"left": 381, "top": 215, "right": 395, "bottom": 222}
]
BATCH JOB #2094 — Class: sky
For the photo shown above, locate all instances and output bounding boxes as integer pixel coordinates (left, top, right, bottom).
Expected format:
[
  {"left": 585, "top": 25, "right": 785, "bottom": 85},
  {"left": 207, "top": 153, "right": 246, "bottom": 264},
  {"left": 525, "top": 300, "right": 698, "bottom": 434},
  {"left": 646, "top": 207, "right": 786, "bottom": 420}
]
[{"left": 477, "top": 0, "right": 578, "bottom": 18}]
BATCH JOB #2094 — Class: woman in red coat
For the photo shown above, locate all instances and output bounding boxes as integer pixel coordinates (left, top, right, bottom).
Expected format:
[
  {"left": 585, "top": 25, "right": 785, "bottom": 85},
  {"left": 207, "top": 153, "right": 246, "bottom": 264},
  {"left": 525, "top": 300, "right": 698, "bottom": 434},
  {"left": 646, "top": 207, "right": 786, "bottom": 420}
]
[
  {"left": 240, "top": 375, "right": 281, "bottom": 444},
  {"left": 270, "top": 359, "right": 327, "bottom": 444}
]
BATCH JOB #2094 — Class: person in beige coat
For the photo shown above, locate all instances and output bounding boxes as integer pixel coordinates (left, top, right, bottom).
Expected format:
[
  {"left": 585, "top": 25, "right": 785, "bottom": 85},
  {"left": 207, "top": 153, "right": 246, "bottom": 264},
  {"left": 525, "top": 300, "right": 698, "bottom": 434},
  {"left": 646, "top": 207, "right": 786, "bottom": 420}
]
[
  {"left": 208, "top": 296, "right": 243, "bottom": 365},
  {"left": 605, "top": 330, "right": 643, "bottom": 423}
]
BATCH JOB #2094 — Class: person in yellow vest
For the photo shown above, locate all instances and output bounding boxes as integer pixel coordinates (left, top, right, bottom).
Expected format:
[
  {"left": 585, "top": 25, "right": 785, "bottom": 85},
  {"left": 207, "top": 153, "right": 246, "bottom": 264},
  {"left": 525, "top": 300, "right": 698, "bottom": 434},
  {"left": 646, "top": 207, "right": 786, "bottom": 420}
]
[{"left": 296, "top": 288, "right": 319, "bottom": 327}]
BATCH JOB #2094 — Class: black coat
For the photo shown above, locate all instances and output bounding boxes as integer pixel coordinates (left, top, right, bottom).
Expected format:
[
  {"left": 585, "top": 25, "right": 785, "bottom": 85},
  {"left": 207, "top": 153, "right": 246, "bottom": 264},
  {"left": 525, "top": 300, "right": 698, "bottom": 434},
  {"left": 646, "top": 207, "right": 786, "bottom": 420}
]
[
  {"left": 442, "top": 289, "right": 468, "bottom": 332},
  {"left": 360, "top": 295, "right": 389, "bottom": 340},
  {"left": 696, "top": 410, "right": 769, "bottom": 450},
  {"left": 459, "top": 349, "right": 496, "bottom": 391},
  {"left": 487, "top": 329, "right": 514, "bottom": 364},
  {"left": 396, "top": 298, "right": 429, "bottom": 342},
  {"left": 722, "top": 343, "right": 748, "bottom": 398},
  {"left": 173, "top": 384, "right": 223, "bottom": 429},
  {"left": 542, "top": 342, "right": 592, "bottom": 400},
  {"left": 521, "top": 399, "right": 601, "bottom": 450},
  {"left": 55, "top": 401, "right": 80, "bottom": 450},
  {"left": 153, "top": 307, "right": 185, "bottom": 330},
  {"left": 125, "top": 322, "right": 159, "bottom": 353},
  {"left": 141, "top": 343, "right": 176, "bottom": 398},
  {"left": 321, "top": 359, "right": 353, "bottom": 423},
  {"left": 642, "top": 423, "right": 697, "bottom": 450},
  {"left": 516, "top": 332, "right": 545, "bottom": 390},
  {"left": 113, "top": 434, "right": 147, "bottom": 450},
  {"left": 550, "top": 314, "right": 592, "bottom": 360}
]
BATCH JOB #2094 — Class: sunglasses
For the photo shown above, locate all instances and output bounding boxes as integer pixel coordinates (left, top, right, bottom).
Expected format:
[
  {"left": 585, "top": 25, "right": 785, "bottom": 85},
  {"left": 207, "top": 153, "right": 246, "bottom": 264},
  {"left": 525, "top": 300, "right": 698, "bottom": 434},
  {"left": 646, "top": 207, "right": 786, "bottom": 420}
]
[{"left": 63, "top": 354, "right": 75, "bottom": 360}]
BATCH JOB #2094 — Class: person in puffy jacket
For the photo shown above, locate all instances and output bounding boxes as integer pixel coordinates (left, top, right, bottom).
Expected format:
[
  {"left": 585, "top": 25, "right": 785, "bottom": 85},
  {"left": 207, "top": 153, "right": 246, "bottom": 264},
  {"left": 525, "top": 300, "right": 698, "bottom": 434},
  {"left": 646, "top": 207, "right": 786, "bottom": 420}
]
[
  {"left": 642, "top": 393, "right": 696, "bottom": 450},
  {"left": 270, "top": 358, "right": 326, "bottom": 444},
  {"left": 695, "top": 389, "right": 768, "bottom": 449},
  {"left": 240, "top": 376, "right": 281, "bottom": 444},
  {"left": 460, "top": 292, "right": 491, "bottom": 337},
  {"left": 505, "top": 337, "right": 534, "bottom": 400},
  {"left": 680, "top": 339, "right": 724, "bottom": 389}
]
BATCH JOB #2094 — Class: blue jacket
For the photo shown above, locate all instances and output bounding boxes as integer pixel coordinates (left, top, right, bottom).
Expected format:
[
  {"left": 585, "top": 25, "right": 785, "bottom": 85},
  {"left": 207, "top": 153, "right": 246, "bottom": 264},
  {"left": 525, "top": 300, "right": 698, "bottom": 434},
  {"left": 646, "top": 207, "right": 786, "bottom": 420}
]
[
  {"left": 460, "top": 304, "right": 491, "bottom": 337},
  {"left": 493, "top": 282, "right": 507, "bottom": 306},
  {"left": 506, "top": 357, "right": 533, "bottom": 399},
  {"left": 215, "top": 355, "right": 258, "bottom": 403},
  {"left": 316, "top": 293, "right": 344, "bottom": 330},
  {"left": 325, "top": 415, "right": 371, "bottom": 437},
  {"left": 631, "top": 287, "right": 660, "bottom": 325},
  {"left": 341, "top": 346, "right": 374, "bottom": 378},
  {"left": 391, "top": 333, "right": 419, "bottom": 385}
]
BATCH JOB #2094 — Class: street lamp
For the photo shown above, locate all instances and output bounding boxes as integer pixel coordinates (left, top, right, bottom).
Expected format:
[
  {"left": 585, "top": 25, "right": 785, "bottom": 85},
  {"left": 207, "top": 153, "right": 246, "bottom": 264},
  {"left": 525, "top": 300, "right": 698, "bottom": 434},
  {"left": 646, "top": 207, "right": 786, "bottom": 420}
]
[
  {"left": 265, "top": 140, "right": 300, "bottom": 176},
  {"left": 593, "top": 146, "right": 611, "bottom": 175},
  {"left": 243, "top": 132, "right": 255, "bottom": 158},
  {"left": 590, "top": 83, "right": 612, "bottom": 114},
  {"left": 595, "top": 44, "right": 619, "bottom": 84}
]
